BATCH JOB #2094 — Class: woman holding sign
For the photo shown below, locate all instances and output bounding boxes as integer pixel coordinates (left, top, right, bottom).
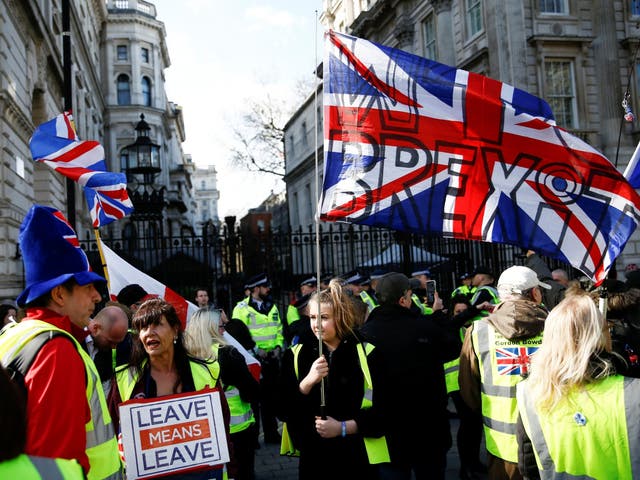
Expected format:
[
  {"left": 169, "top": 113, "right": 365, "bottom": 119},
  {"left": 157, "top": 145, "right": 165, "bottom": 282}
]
[
  {"left": 108, "top": 298, "right": 231, "bottom": 480},
  {"left": 278, "top": 280, "right": 389, "bottom": 480}
]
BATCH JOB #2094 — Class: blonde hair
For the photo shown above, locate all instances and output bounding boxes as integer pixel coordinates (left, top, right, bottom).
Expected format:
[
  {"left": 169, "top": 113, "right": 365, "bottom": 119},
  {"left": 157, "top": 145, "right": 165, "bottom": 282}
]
[
  {"left": 527, "top": 292, "right": 614, "bottom": 412},
  {"left": 184, "top": 307, "right": 228, "bottom": 362},
  {"left": 310, "top": 279, "right": 361, "bottom": 339}
]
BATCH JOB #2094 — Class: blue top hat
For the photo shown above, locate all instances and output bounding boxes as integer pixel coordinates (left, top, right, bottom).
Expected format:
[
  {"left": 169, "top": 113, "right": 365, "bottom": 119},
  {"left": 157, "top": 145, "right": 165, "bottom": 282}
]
[{"left": 17, "top": 205, "right": 105, "bottom": 306}]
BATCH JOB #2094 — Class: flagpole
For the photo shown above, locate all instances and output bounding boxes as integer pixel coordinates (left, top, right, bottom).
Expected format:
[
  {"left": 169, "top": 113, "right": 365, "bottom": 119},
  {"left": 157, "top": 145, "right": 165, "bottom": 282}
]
[
  {"left": 614, "top": 41, "right": 640, "bottom": 168},
  {"left": 313, "top": 9, "right": 326, "bottom": 418},
  {"left": 93, "top": 228, "right": 111, "bottom": 293},
  {"left": 62, "top": 0, "right": 76, "bottom": 230}
]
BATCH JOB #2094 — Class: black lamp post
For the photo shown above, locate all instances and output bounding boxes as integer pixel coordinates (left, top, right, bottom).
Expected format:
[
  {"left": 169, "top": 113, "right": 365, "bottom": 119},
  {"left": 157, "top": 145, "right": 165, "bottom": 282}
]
[
  {"left": 122, "top": 114, "right": 165, "bottom": 237},
  {"left": 123, "top": 114, "right": 161, "bottom": 185}
]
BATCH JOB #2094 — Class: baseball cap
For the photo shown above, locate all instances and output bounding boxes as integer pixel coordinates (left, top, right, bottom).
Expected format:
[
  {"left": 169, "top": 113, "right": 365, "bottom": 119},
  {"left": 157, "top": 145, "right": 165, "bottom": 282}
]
[
  {"left": 376, "top": 272, "right": 411, "bottom": 305},
  {"left": 497, "top": 266, "right": 551, "bottom": 295}
]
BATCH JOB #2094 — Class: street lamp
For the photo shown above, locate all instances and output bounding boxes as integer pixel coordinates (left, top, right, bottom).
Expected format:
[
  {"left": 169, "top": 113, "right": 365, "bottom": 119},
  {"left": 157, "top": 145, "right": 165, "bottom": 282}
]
[{"left": 122, "top": 113, "right": 161, "bottom": 185}]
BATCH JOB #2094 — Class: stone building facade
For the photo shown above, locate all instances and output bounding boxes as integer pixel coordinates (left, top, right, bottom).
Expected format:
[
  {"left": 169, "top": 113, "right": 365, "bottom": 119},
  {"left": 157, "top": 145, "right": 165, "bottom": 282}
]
[
  {"left": 0, "top": 0, "right": 210, "bottom": 300},
  {"left": 193, "top": 164, "right": 221, "bottom": 228}
]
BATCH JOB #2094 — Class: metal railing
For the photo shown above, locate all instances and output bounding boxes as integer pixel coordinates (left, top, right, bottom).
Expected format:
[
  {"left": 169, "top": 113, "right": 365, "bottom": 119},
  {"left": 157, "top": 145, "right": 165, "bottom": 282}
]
[{"left": 81, "top": 222, "right": 570, "bottom": 315}]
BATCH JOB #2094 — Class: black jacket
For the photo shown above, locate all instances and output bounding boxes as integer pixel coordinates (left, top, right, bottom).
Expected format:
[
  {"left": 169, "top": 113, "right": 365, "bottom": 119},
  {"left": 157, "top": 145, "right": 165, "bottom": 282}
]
[
  {"left": 359, "top": 304, "right": 463, "bottom": 466},
  {"left": 278, "top": 334, "right": 380, "bottom": 479},
  {"left": 218, "top": 345, "right": 260, "bottom": 404}
]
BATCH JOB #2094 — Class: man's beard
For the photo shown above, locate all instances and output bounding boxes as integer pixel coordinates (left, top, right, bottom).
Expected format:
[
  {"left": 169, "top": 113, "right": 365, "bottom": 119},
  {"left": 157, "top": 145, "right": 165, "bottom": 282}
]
[{"left": 259, "top": 292, "right": 271, "bottom": 302}]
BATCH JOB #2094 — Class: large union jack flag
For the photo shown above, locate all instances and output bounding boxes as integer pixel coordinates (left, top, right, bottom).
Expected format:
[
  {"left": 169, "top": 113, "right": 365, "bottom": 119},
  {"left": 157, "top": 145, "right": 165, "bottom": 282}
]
[
  {"left": 30, "top": 112, "right": 133, "bottom": 228},
  {"left": 319, "top": 31, "right": 640, "bottom": 284},
  {"left": 495, "top": 346, "right": 538, "bottom": 377}
]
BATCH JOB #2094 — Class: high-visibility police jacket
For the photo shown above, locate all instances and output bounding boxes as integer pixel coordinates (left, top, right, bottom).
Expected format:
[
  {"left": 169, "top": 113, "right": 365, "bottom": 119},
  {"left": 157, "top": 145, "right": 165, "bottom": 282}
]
[
  {"left": 115, "top": 357, "right": 220, "bottom": 402},
  {"left": 212, "top": 344, "right": 255, "bottom": 434},
  {"left": 444, "top": 327, "right": 467, "bottom": 394},
  {"left": 0, "top": 320, "right": 122, "bottom": 480},
  {"left": 286, "top": 342, "right": 390, "bottom": 464},
  {"left": 517, "top": 375, "right": 640, "bottom": 480},
  {"left": 469, "top": 286, "right": 500, "bottom": 322},
  {"left": 451, "top": 285, "right": 477, "bottom": 299},
  {"left": 232, "top": 300, "right": 283, "bottom": 351},
  {"left": 360, "top": 290, "right": 379, "bottom": 313},
  {"left": 411, "top": 294, "right": 433, "bottom": 315},
  {"left": 471, "top": 320, "right": 542, "bottom": 463},
  {"left": 470, "top": 285, "right": 500, "bottom": 306},
  {"left": 0, "top": 454, "right": 85, "bottom": 479},
  {"left": 286, "top": 303, "right": 300, "bottom": 326}
]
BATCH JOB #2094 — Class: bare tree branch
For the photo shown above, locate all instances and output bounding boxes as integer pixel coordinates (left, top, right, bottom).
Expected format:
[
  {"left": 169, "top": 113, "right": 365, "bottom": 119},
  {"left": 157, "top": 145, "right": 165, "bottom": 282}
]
[
  {"left": 230, "top": 94, "right": 289, "bottom": 177},
  {"left": 231, "top": 75, "right": 315, "bottom": 177}
]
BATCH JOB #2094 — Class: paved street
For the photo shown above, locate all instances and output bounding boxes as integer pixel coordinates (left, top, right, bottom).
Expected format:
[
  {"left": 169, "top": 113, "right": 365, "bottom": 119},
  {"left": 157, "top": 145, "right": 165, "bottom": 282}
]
[{"left": 253, "top": 415, "right": 487, "bottom": 479}]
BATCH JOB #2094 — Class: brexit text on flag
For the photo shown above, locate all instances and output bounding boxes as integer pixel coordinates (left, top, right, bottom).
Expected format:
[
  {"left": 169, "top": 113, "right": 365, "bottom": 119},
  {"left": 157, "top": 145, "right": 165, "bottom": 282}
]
[
  {"left": 30, "top": 112, "right": 133, "bottom": 227},
  {"left": 100, "top": 241, "right": 261, "bottom": 380},
  {"left": 320, "top": 31, "right": 640, "bottom": 285}
]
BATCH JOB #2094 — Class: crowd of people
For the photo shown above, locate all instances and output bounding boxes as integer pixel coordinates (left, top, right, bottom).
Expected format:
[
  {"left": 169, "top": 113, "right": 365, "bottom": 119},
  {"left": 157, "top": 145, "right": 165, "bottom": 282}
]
[{"left": 3, "top": 204, "right": 640, "bottom": 479}]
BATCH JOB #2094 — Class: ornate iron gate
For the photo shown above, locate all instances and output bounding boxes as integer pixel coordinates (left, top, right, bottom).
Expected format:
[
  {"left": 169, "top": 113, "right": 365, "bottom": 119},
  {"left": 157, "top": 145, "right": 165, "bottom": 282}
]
[{"left": 81, "top": 223, "right": 571, "bottom": 315}]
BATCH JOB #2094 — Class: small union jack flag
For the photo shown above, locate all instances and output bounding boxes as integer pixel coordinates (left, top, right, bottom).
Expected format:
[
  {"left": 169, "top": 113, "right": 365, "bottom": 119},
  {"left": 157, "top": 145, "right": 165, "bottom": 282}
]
[
  {"left": 30, "top": 111, "right": 133, "bottom": 228},
  {"left": 496, "top": 346, "right": 538, "bottom": 377}
]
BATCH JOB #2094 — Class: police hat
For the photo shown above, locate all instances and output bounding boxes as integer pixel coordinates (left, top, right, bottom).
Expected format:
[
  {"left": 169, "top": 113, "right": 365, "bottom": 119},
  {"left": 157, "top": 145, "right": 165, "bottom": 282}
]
[{"left": 245, "top": 273, "right": 271, "bottom": 289}]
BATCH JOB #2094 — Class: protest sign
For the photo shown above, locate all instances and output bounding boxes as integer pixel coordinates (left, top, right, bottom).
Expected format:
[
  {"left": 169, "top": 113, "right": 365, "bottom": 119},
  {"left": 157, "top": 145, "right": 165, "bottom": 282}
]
[{"left": 119, "top": 388, "right": 229, "bottom": 479}]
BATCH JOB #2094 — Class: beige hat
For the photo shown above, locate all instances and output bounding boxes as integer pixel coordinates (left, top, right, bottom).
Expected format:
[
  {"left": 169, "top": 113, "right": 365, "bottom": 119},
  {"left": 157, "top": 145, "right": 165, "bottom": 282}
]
[{"left": 498, "top": 266, "right": 551, "bottom": 295}]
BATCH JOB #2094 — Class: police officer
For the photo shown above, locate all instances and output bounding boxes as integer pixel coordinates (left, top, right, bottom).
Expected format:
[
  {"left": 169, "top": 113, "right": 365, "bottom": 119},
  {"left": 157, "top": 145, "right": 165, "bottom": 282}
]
[
  {"left": 285, "top": 276, "right": 317, "bottom": 344},
  {"left": 451, "top": 272, "right": 477, "bottom": 302},
  {"left": 232, "top": 273, "right": 284, "bottom": 444}
]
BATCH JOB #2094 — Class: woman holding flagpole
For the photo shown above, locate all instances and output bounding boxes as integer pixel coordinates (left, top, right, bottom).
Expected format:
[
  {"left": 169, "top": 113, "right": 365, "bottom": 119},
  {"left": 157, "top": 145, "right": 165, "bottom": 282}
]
[
  {"left": 108, "top": 298, "right": 231, "bottom": 479},
  {"left": 278, "top": 279, "right": 388, "bottom": 480}
]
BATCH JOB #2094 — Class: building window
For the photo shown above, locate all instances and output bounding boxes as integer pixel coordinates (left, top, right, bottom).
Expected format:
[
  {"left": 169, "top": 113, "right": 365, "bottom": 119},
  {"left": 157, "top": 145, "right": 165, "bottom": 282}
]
[
  {"left": 201, "top": 180, "right": 206, "bottom": 189},
  {"left": 117, "top": 45, "right": 128, "bottom": 61},
  {"left": 141, "top": 47, "right": 149, "bottom": 63},
  {"left": 422, "top": 14, "right": 436, "bottom": 59},
  {"left": 291, "top": 192, "right": 299, "bottom": 226},
  {"left": 465, "top": 0, "right": 483, "bottom": 38},
  {"left": 15, "top": 156, "right": 25, "bottom": 178},
  {"left": 141, "top": 76, "right": 152, "bottom": 106},
  {"left": 117, "top": 74, "right": 131, "bottom": 105},
  {"left": 633, "top": 0, "right": 640, "bottom": 15},
  {"left": 289, "top": 134, "right": 295, "bottom": 156},
  {"left": 544, "top": 60, "right": 577, "bottom": 128},
  {"left": 301, "top": 121, "right": 308, "bottom": 147},
  {"left": 540, "top": 0, "right": 568, "bottom": 14}
]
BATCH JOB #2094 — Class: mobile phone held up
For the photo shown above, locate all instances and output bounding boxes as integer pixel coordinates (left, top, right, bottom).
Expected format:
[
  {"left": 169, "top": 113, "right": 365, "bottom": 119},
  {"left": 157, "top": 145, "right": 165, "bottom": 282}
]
[{"left": 425, "top": 280, "right": 436, "bottom": 305}]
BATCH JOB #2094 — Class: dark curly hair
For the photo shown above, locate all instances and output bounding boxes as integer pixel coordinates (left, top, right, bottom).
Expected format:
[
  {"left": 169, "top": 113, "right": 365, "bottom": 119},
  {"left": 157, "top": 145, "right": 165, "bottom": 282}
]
[{"left": 129, "top": 298, "right": 188, "bottom": 388}]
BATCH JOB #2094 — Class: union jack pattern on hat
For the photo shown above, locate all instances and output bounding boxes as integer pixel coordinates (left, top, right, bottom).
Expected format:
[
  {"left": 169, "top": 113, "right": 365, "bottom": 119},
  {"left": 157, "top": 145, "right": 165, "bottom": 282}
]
[{"left": 17, "top": 205, "right": 105, "bottom": 306}]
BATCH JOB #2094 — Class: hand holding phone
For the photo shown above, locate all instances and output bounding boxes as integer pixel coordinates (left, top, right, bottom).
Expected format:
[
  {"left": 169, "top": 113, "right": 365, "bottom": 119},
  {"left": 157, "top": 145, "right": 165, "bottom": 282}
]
[{"left": 425, "top": 280, "right": 436, "bottom": 305}]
